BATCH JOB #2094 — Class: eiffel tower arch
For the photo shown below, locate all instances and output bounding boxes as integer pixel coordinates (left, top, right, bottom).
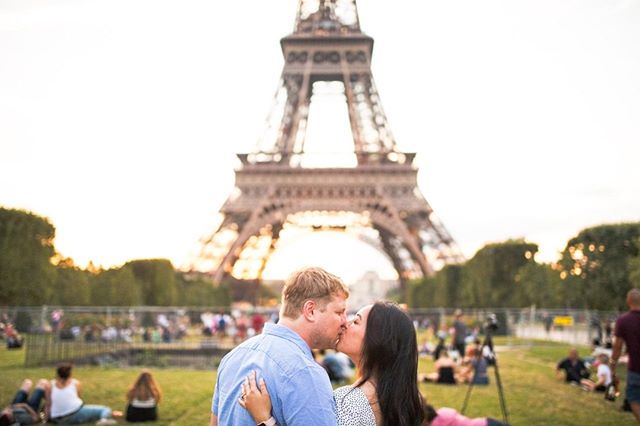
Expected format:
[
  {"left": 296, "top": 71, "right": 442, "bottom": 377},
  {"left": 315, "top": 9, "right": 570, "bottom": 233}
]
[{"left": 194, "top": 0, "right": 464, "bottom": 290}]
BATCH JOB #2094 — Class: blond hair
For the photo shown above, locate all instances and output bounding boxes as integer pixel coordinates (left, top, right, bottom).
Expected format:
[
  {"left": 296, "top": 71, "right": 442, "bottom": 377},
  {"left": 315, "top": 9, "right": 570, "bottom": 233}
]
[{"left": 281, "top": 267, "right": 349, "bottom": 319}]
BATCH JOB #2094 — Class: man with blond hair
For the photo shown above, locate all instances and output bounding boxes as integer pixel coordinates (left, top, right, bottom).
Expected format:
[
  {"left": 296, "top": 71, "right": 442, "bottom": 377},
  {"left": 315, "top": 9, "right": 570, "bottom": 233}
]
[
  {"left": 611, "top": 288, "right": 640, "bottom": 423},
  {"left": 210, "top": 267, "right": 349, "bottom": 426}
]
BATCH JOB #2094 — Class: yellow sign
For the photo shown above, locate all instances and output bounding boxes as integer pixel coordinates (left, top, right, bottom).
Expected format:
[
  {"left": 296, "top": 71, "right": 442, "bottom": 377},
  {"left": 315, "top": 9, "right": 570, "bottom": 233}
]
[{"left": 553, "top": 316, "right": 574, "bottom": 327}]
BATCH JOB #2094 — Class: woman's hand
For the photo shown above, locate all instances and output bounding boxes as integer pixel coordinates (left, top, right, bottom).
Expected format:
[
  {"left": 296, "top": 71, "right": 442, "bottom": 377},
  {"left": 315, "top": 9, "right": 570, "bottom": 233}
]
[{"left": 238, "top": 371, "right": 273, "bottom": 424}]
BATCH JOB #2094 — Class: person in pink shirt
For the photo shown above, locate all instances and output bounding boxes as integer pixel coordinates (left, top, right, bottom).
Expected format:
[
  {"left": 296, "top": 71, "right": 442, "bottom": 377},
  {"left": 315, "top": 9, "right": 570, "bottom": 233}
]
[{"left": 426, "top": 404, "right": 507, "bottom": 426}]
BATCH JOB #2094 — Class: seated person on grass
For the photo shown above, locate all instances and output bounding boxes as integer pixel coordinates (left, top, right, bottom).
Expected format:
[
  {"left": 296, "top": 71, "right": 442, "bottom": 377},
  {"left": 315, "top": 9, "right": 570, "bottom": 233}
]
[
  {"left": 126, "top": 370, "right": 162, "bottom": 422},
  {"left": 0, "top": 379, "right": 48, "bottom": 426},
  {"left": 459, "top": 346, "right": 490, "bottom": 385},
  {"left": 581, "top": 353, "right": 612, "bottom": 392},
  {"left": 45, "top": 363, "right": 120, "bottom": 425},
  {"left": 556, "top": 348, "right": 590, "bottom": 384},
  {"left": 420, "top": 350, "right": 458, "bottom": 384}
]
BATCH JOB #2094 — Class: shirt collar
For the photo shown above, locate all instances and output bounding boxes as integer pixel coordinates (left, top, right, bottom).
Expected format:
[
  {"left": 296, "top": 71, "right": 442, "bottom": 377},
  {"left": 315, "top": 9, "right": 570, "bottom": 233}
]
[{"left": 263, "top": 323, "right": 313, "bottom": 359}]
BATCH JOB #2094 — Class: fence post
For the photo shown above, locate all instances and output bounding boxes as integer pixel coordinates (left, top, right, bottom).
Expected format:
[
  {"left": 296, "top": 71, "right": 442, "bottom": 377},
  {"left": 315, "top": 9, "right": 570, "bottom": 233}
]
[{"left": 40, "top": 306, "right": 48, "bottom": 332}]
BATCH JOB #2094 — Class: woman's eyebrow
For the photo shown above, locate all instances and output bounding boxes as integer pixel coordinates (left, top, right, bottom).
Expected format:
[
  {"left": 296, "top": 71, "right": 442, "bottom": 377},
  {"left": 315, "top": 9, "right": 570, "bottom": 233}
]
[{"left": 356, "top": 313, "right": 362, "bottom": 321}]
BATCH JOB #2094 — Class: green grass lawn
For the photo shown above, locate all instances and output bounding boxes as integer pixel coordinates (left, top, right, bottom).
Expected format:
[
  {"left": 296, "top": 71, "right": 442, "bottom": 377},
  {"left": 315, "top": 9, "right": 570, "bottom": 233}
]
[{"left": 1, "top": 340, "right": 636, "bottom": 425}]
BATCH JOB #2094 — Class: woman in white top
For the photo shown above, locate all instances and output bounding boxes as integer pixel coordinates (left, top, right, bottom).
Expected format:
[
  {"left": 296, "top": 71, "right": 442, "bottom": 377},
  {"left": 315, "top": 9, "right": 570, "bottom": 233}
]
[
  {"left": 240, "top": 302, "right": 427, "bottom": 426},
  {"left": 45, "top": 363, "right": 116, "bottom": 425}
]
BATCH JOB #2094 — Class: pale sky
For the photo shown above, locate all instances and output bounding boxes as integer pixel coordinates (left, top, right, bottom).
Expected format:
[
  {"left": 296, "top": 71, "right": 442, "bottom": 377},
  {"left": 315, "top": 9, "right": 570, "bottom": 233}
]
[{"left": 1, "top": 0, "right": 639, "bottom": 284}]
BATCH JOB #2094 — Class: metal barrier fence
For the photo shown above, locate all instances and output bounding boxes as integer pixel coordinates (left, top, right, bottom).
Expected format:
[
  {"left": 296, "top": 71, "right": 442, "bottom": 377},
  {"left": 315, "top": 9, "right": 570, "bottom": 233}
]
[
  {"left": 23, "top": 334, "right": 234, "bottom": 369},
  {"left": 0, "top": 305, "right": 622, "bottom": 368}
]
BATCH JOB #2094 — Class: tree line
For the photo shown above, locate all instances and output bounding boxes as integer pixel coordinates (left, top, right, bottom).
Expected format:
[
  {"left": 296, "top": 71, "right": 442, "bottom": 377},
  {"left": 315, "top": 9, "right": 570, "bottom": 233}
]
[
  {"left": 2, "top": 207, "right": 639, "bottom": 309},
  {"left": 0, "top": 208, "right": 230, "bottom": 306},
  {"left": 408, "top": 223, "right": 640, "bottom": 311}
]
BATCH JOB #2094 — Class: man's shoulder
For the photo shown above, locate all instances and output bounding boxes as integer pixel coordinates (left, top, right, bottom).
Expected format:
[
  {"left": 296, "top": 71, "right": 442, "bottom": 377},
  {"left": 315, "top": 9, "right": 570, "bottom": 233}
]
[
  {"left": 218, "top": 332, "right": 317, "bottom": 374},
  {"left": 616, "top": 311, "right": 640, "bottom": 332}
]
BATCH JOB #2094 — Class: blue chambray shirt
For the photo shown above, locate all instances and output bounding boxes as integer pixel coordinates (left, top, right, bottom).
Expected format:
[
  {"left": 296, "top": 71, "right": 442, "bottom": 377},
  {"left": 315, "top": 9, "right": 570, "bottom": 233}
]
[{"left": 212, "top": 323, "right": 338, "bottom": 426}]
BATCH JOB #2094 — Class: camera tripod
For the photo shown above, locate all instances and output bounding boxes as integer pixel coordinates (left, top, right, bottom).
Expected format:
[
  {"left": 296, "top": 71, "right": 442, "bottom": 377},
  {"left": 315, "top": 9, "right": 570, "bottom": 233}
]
[{"left": 460, "top": 325, "right": 510, "bottom": 425}]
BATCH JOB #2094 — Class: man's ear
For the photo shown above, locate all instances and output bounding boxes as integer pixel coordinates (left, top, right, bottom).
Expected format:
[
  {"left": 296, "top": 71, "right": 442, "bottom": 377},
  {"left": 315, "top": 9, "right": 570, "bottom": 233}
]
[{"left": 301, "top": 300, "right": 317, "bottom": 322}]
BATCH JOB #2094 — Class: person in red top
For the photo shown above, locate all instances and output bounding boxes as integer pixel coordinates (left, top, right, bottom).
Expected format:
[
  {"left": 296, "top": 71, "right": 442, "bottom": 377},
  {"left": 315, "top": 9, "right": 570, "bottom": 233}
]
[
  {"left": 611, "top": 288, "right": 640, "bottom": 423},
  {"left": 251, "top": 313, "right": 265, "bottom": 335}
]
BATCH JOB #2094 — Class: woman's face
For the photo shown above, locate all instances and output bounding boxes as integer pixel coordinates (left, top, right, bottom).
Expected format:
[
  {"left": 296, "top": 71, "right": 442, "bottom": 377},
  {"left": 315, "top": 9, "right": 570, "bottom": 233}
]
[{"left": 336, "top": 304, "right": 372, "bottom": 357}]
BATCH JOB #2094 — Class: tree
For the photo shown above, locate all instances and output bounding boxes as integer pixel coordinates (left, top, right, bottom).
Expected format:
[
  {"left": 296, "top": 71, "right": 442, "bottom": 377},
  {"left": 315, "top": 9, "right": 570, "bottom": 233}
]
[
  {"left": 176, "top": 272, "right": 230, "bottom": 307},
  {"left": 52, "top": 260, "right": 92, "bottom": 305},
  {"left": 460, "top": 240, "right": 538, "bottom": 308},
  {"left": 0, "top": 208, "right": 56, "bottom": 304},
  {"left": 407, "top": 276, "right": 436, "bottom": 308},
  {"left": 557, "top": 223, "right": 640, "bottom": 310},
  {"left": 91, "top": 266, "right": 142, "bottom": 306},
  {"left": 125, "top": 259, "right": 177, "bottom": 306},
  {"left": 512, "top": 262, "right": 563, "bottom": 308},
  {"left": 434, "top": 264, "right": 463, "bottom": 307}
]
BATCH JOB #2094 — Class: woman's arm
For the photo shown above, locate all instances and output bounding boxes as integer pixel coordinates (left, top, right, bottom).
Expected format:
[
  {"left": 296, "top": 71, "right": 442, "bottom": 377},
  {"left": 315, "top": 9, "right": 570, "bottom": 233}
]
[
  {"left": 238, "top": 371, "right": 275, "bottom": 425},
  {"left": 75, "top": 379, "right": 82, "bottom": 397}
]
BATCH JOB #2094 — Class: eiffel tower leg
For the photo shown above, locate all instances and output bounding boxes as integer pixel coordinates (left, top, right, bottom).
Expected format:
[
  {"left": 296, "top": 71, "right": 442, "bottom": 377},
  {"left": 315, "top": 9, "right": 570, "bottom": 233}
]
[
  {"left": 369, "top": 200, "right": 434, "bottom": 301},
  {"left": 212, "top": 201, "right": 288, "bottom": 284},
  {"left": 371, "top": 202, "right": 432, "bottom": 277},
  {"left": 375, "top": 226, "right": 411, "bottom": 289},
  {"left": 212, "top": 213, "right": 266, "bottom": 283},
  {"left": 256, "top": 222, "right": 283, "bottom": 282}
]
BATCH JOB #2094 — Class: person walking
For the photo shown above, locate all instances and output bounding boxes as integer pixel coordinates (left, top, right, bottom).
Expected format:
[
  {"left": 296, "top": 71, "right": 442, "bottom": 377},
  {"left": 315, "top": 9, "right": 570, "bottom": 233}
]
[
  {"left": 611, "top": 288, "right": 640, "bottom": 423},
  {"left": 210, "top": 267, "right": 349, "bottom": 426},
  {"left": 451, "top": 309, "right": 467, "bottom": 359}
]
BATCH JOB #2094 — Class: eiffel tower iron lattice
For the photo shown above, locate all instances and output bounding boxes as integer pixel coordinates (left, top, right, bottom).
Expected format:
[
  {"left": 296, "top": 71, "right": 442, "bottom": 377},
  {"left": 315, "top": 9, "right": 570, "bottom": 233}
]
[{"left": 193, "top": 0, "right": 464, "bottom": 288}]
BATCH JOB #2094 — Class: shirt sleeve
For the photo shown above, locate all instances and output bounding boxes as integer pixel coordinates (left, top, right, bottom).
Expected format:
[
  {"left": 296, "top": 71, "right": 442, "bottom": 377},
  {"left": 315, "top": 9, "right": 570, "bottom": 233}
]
[{"left": 281, "top": 366, "right": 338, "bottom": 426}]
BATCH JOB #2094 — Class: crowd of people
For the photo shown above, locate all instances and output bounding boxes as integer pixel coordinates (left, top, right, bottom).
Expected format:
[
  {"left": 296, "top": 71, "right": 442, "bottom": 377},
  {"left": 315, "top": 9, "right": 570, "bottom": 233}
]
[{"left": 0, "top": 309, "right": 274, "bottom": 349}]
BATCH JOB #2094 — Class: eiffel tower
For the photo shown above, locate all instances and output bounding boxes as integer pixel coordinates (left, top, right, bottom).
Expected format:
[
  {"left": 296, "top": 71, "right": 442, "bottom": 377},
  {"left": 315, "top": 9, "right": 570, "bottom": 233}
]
[{"left": 194, "top": 0, "right": 464, "bottom": 289}]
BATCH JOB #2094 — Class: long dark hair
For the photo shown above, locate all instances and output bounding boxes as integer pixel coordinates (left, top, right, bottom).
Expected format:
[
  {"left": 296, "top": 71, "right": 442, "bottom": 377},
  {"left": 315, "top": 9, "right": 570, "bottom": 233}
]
[{"left": 357, "top": 301, "right": 425, "bottom": 426}]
